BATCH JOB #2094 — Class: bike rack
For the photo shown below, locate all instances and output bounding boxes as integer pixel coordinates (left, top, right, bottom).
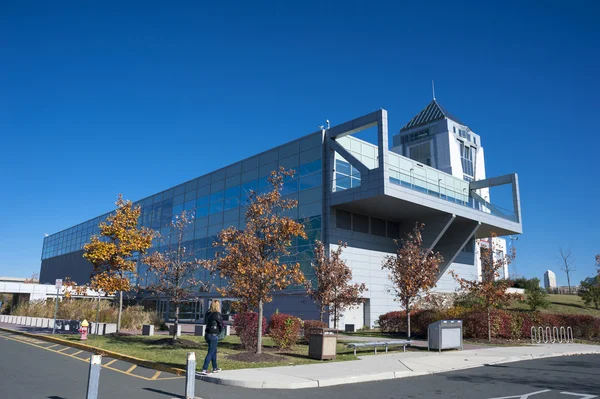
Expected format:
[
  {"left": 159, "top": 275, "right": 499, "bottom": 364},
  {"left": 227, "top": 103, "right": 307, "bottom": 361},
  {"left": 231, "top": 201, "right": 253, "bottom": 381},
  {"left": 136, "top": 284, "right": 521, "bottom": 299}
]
[{"left": 531, "top": 325, "right": 573, "bottom": 344}]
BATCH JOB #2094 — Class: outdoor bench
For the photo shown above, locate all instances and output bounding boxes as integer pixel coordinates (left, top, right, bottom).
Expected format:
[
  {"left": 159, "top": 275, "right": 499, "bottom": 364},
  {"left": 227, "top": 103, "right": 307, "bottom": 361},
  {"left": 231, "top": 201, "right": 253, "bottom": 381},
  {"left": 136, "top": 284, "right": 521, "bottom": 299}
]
[{"left": 346, "top": 340, "right": 412, "bottom": 355}]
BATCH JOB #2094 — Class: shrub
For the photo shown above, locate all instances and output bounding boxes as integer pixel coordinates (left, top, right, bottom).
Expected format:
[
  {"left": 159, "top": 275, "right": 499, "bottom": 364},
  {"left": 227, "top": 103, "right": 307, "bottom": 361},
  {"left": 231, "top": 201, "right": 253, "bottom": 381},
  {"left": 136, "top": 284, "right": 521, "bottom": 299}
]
[
  {"left": 120, "top": 305, "right": 156, "bottom": 330},
  {"left": 233, "top": 312, "right": 267, "bottom": 350},
  {"left": 378, "top": 311, "right": 406, "bottom": 333},
  {"left": 12, "top": 299, "right": 158, "bottom": 329},
  {"left": 302, "top": 320, "right": 328, "bottom": 342},
  {"left": 268, "top": 313, "right": 302, "bottom": 349}
]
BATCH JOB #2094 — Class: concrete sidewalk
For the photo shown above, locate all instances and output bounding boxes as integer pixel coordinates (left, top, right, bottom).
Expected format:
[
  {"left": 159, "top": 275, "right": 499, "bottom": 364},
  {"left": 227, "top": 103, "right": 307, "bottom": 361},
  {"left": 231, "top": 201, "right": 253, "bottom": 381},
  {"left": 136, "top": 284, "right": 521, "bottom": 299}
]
[{"left": 200, "top": 343, "right": 600, "bottom": 389}]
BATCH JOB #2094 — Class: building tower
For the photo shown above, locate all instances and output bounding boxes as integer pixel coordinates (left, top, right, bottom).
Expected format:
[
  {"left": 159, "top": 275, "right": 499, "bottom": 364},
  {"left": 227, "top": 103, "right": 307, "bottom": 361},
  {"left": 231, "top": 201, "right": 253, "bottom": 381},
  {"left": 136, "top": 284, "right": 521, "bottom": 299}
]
[
  {"left": 544, "top": 270, "right": 557, "bottom": 290},
  {"left": 391, "top": 99, "right": 508, "bottom": 281}
]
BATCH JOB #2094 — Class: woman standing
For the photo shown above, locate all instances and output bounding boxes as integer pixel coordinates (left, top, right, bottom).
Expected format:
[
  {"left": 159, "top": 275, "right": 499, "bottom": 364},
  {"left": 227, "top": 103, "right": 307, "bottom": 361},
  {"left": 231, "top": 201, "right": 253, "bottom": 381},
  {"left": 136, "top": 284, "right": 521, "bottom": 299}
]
[{"left": 200, "top": 300, "right": 223, "bottom": 375}]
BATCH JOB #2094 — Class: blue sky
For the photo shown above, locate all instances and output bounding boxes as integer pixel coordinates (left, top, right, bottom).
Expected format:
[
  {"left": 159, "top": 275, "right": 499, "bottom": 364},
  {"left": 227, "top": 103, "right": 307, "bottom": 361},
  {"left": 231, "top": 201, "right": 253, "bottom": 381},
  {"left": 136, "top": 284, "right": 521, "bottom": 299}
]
[{"left": 1, "top": 1, "right": 598, "bottom": 285}]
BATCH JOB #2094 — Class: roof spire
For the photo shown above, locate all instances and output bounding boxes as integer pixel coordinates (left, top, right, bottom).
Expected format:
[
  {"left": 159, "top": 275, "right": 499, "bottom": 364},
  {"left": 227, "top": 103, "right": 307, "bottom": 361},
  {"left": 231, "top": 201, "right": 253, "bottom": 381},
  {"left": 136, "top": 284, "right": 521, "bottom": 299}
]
[{"left": 432, "top": 80, "right": 436, "bottom": 101}]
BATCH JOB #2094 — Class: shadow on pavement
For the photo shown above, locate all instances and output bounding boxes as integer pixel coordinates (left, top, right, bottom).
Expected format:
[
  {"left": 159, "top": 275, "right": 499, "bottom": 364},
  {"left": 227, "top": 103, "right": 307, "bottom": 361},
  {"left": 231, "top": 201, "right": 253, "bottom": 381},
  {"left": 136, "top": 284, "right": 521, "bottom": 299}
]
[{"left": 143, "top": 387, "right": 184, "bottom": 398}]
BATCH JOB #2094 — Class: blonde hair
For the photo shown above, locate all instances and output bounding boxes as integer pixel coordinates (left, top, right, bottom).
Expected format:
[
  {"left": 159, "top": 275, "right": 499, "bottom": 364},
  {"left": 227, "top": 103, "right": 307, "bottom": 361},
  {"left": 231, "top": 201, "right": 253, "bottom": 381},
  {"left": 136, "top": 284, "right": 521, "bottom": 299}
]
[{"left": 209, "top": 300, "right": 221, "bottom": 313}]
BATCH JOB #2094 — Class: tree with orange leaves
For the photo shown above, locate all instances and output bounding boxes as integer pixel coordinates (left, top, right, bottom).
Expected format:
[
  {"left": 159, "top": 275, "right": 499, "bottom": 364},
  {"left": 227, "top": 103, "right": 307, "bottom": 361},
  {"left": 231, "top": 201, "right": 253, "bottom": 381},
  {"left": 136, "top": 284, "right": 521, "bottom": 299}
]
[
  {"left": 452, "top": 234, "right": 515, "bottom": 341},
  {"left": 308, "top": 240, "right": 367, "bottom": 327},
  {"left": 208, "top": 168, "right": 307, "bottom": 354},
  {"left": 382, "top": 223, "right": 443, "bottom": 339},
  {"left": 143, "top": 210, "right": 206, "bottom": 341},
  {"left": 83, "top": 194, "right": 154, "bottom": 331}
]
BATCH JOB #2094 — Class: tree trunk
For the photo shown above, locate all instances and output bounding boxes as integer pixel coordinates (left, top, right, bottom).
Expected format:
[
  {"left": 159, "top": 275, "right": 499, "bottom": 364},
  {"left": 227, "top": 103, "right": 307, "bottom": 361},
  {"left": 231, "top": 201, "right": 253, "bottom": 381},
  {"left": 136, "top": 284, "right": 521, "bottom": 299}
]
[
  {"left": 333, "top": 305, "right": 337, "bottom": 329},
  {"left": 256, "top": 299, "right": 263, "bottom": 355},
  {"left": 319, "top": 303, "right": 324, "bottom": 323},
  {"left": 406, "top": 304, "right": 411, "bottom": 339},
  {"left": 487, "top": 307, "right": 491, "bottom": 342},
  {"left": 173, "top": 302, "right": 180, "bottom": 341},
  {"left": 567, "top": 273, "right": 571, "bottom": 295},
  {"left": 117, "top": 291, "right": 123, "bottom": 332}
]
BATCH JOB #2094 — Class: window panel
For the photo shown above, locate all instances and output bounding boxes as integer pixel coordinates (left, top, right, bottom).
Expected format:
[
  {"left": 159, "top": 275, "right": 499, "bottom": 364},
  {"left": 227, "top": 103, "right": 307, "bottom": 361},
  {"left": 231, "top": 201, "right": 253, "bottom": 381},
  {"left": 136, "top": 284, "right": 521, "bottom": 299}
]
[
  {"left": 299, "top": 172, "right": 322, "bottom": 191},
  {"left": 299, "top": 159, "right": 322, "bottom": 177},
  {"left": 352, "top": 213, "right": 369, "bottom": 234},
  {"left": 336, "top": 210, "right": 352, "bottom": 230}
]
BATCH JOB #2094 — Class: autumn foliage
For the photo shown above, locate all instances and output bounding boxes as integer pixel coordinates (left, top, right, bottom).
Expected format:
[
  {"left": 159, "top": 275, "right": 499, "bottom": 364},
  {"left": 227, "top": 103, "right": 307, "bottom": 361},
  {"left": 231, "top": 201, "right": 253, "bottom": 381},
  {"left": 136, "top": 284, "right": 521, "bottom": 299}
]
[
  {"left": 143, "top": 210, "right": 204, "bottom": 340},
  {"left": 308, "top": 240, "right": 367, "bottom": 328},
  {"left": 452, "top": 234, "right": 516, "bottom": 341},
  {"left": 208, "top": 168, "right": 307, "bottom": 354},
  {"left": 382, "top": 223, "right": 443, "bottom": 338},
  {"left": 268, "top": 313, "right": 302, "bottom": 349},
  {"left": 83, "top": 194, "right": 154, "bottom": 331},
  {"left": 233, "top": 312, "right": 267, "bottom": 350}
]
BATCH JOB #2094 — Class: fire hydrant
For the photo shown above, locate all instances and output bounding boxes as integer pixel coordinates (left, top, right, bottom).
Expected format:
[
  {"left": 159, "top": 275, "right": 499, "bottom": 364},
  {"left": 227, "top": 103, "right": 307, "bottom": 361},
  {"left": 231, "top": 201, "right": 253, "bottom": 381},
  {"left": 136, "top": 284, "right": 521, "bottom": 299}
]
[{"left": 79, "top": 319, "right": 89, "bottom": 340}]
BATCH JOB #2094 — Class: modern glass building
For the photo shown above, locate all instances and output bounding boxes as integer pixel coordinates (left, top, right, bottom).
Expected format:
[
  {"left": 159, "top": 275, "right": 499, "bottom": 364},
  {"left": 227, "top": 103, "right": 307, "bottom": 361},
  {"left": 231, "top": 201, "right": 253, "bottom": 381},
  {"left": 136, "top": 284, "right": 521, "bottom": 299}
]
[{"left": 40, "top": 102, "right": 522, "bottom": 327}]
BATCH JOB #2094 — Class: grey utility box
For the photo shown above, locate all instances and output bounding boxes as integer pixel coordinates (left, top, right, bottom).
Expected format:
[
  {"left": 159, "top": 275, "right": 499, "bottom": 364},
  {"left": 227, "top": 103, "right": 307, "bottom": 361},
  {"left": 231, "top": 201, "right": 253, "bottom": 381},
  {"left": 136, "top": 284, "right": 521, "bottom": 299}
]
[{"left": 428, "top": 320, "right": 463, "bottom": 352}]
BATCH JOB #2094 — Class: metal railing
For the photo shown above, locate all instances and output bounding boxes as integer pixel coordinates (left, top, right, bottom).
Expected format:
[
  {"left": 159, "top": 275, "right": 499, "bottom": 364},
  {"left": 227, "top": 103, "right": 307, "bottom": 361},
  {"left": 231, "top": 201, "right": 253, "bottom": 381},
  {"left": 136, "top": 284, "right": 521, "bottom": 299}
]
[{"left": 531, "top": 326, "right": 573, "bottom": 344}]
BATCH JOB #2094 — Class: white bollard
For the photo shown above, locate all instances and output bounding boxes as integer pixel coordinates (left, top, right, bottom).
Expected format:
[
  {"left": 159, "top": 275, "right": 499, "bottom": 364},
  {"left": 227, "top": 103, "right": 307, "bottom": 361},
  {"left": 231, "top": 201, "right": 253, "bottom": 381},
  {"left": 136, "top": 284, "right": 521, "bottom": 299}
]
[
  {"left": 186, "top": 352, "right": 196, "bottom": 399},
  {"left": 86, "top": 355, "right": 102, "bottom": 399}
]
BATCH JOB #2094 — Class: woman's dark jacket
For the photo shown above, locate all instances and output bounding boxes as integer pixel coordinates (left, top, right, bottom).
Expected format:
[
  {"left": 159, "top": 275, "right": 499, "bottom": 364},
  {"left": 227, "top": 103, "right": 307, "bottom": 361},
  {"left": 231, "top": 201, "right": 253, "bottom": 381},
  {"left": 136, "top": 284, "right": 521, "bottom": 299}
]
[{"left": 205, "top": 311, "right": 223, "bottom": 335}]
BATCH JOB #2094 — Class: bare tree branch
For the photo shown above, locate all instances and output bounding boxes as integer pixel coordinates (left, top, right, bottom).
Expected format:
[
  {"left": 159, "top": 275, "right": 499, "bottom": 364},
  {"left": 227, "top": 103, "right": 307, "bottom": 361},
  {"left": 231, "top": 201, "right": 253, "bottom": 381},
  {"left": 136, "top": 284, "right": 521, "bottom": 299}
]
[{"left": 558, "top": 247, "right": 576, "bottom": 294}]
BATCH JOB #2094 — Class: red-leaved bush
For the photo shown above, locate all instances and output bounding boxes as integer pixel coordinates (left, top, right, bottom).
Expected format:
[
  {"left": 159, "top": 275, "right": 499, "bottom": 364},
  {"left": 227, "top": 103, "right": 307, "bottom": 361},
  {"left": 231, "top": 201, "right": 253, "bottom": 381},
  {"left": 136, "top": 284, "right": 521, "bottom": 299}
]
[
  {"left": 378, "top": 308, "right": 600, "bottom": 340},
  {"left": 302, "top": 320, "right": 328, "bottom": 342},
  {"left": 268, "top": 313, "right": 302, "bottom": 349},
  {"left": 233, "top": 312, "right": 267, "bottom": 350}
]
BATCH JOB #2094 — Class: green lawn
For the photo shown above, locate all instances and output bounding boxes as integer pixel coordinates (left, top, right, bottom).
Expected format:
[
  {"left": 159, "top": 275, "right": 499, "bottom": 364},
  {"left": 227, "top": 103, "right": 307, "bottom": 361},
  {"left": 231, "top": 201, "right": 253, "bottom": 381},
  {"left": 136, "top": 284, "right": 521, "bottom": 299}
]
[
  {"left": 508, "top": 294, "right": 600, "bottom": 316},
  {"left": 56, "top": 334, "right": 366, "bottom": 371}
]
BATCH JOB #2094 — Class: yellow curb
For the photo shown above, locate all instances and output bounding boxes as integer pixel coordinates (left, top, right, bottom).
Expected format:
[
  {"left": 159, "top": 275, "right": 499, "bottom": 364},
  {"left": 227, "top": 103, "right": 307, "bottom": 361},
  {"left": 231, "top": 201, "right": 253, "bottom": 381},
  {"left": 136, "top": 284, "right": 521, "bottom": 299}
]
[{"left": 0, "top": 326, "right": 186, "bottom": 376}]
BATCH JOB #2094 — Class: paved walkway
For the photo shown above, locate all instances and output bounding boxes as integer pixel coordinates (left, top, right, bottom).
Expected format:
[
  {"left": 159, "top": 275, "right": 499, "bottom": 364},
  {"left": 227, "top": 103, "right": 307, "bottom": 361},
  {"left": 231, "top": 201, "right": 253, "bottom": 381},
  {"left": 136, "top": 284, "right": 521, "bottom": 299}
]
[{"left": 200, "top": 343, "right": 600, "bottom": 389}]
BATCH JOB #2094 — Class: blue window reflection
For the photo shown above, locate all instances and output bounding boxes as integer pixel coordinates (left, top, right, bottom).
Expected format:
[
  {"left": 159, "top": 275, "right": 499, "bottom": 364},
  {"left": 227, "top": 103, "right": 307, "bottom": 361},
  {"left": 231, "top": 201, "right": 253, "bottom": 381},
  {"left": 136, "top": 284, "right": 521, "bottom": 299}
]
[
  {"left": 300, "top": 159, "right": 322, "bottom": 177},
  {"left": 299, "top": 172, "right": 322, "bottom": 191}
]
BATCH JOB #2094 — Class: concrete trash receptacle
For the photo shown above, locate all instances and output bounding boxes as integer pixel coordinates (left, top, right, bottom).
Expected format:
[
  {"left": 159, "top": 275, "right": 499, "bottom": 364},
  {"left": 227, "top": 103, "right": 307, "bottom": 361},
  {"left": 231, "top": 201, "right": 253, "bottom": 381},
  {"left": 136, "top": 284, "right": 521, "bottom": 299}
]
[{"left": 308, "top": 328, "right": 337, "bottom": 360}]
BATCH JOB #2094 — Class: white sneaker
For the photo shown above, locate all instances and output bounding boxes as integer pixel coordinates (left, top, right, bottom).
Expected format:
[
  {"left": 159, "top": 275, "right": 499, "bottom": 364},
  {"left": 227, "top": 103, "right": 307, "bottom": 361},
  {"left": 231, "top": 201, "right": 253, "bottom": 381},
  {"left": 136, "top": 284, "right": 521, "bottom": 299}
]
[
  {"left": 198, "top": 370, "right": 209, "bottom": 376},
  {"left": 212, "top": 368, "right": 222, "bottom": 373}
]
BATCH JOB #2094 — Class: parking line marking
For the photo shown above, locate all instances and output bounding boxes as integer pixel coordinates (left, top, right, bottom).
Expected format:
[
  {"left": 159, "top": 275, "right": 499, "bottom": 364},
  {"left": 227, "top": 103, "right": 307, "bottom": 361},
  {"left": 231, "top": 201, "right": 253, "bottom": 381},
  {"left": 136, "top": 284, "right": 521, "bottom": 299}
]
[
  {"left": 150, "top": 371, "right": 161, "bottom": 380},
  {"left": 0, "top": 331, "right": 184, "bottom": 381},
  {"left": 72, "top": 350, "right": 83, "bottom": 356}
]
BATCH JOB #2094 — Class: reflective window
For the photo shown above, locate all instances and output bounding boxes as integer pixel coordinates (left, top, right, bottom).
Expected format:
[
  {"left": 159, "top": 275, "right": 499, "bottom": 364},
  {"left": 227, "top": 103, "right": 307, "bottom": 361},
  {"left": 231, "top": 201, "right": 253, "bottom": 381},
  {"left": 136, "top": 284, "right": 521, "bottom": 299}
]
[
  {"left": 210, "top": 190, "right": 224, "bottom": 203},
  {"left": 299, "top": 172, "right": 321, "bottom": 191},
  {"left": 299, "top": 159, "right": 322, "bottom": 177},
  {"left": 336, "top": 210, "right": 352, "bottom": 230},
  {"left": 225, "top": 186, "right": 240, "bottom": 199},
  {"left": 196, "top": 195, "right": 209, "bottom": 207},
  {"left": 224, "top": 197, "right": 238, "bottom": 211},
  {"left": 353, "top": 213, "right": 369, "bottom": 234},
  {"left": 209, "top": 202, "right": 223, "bottom": 215}
]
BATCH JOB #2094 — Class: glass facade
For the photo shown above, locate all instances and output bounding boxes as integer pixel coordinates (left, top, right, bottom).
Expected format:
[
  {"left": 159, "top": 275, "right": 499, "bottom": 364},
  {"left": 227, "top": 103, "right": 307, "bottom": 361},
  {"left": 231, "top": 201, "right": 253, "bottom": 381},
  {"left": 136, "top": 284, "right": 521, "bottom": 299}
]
[{"left": 41, "top": 132, "right": 324, "bottom": 289}]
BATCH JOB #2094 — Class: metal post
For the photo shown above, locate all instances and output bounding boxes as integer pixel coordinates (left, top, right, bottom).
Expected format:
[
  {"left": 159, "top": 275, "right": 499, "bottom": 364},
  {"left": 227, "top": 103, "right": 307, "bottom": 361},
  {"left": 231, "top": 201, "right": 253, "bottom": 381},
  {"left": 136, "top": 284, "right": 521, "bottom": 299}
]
[
  {"left": 86, "top": 355, "right": 102, "bottom": 399},
  {"left": 95, "top": 291, "right": 100, "bottom": 335},
  {"left": 52, "top": 288, "right": 59, "bottom": 335},
  {"left": 185, "top": 352, "right": 196, "bottom": 399}
]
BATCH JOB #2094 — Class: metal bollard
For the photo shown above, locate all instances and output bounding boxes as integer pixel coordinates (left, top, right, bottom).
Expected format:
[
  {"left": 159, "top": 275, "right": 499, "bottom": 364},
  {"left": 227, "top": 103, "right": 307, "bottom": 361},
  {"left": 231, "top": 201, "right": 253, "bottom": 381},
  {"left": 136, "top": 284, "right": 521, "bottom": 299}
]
[
  {"left": 86, "top": 355, "right": 102, "bottom": 399},
  {"left": 186, "top": 352, "right": 196, "bottom": 399}
]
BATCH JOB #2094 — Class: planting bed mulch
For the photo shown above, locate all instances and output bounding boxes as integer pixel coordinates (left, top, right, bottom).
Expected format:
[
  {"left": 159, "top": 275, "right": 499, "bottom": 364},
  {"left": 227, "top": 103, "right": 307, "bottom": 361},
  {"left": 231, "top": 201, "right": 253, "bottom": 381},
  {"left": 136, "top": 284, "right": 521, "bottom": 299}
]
[
  {"left": 152, "top": 338, "right": 202, "bottom": 349},
  {"left": 227, "top": 352, "right": 285, "bottom": 363}
]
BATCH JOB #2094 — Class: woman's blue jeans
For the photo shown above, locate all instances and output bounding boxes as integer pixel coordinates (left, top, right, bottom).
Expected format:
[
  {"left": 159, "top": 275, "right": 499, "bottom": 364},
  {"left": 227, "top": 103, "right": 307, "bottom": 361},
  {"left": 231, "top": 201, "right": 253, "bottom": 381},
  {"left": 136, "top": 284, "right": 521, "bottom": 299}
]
[{"left": 202, "top": 333, "right": 219, "bottom": 370}]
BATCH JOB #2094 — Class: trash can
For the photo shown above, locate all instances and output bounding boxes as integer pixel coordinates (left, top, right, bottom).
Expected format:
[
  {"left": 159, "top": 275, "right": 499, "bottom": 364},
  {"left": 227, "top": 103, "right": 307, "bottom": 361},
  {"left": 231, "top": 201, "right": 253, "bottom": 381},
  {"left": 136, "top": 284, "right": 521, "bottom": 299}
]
[
  {"left": 308, "top": 328, "right": 337, "bottom": 360},
  {"left": 428, "top": 320, "right": 463, "bottom": 352}
]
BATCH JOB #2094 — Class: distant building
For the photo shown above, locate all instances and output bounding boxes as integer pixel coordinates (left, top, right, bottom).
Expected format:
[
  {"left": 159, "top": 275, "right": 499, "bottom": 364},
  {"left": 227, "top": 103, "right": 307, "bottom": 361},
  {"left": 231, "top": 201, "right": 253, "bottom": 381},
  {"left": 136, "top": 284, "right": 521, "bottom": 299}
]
[{"left": 544, "top": 270, "right": 557, "bottom": 289}]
